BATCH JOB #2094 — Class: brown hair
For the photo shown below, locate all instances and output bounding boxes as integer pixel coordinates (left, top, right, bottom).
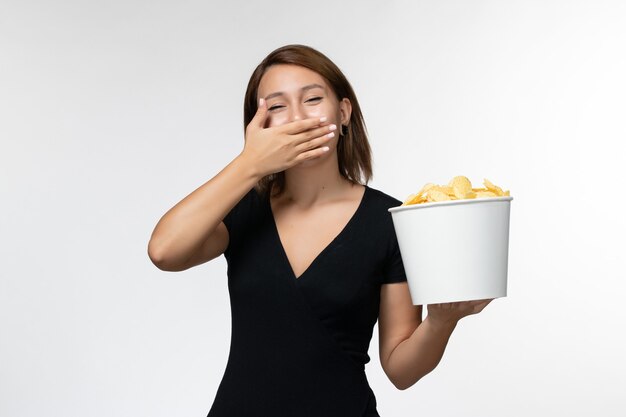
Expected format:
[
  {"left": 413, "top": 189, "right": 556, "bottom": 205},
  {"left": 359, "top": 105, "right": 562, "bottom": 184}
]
[{"left": 243, "top": 44, "right": 373, "bottom": 198}]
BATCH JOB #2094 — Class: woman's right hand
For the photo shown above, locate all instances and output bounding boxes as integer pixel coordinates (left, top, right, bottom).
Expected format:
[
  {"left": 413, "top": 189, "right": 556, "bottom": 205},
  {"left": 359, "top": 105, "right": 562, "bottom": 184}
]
[{"left": 240, "top": 98, "right": 337, "bottom": 177}]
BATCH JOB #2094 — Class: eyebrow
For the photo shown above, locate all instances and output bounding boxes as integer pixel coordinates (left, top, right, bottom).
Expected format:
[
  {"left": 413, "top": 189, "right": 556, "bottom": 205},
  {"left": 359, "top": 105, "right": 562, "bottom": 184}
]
[{"left": 264, "top": 83, "right": 325, "bottom": 101}]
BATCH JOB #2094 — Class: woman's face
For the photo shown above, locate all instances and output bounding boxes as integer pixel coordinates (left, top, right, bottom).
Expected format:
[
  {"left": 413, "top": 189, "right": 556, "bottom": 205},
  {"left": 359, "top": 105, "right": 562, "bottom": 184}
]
[{"left": 257, "top": 64, "right": 351, "bottom": 132}]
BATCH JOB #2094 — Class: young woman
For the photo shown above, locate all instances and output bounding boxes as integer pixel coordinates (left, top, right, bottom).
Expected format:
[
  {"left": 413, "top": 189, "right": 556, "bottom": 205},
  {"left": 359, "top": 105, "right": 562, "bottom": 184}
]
[{"left": 148, "top": 44, "right": 492, "bottom": 417}]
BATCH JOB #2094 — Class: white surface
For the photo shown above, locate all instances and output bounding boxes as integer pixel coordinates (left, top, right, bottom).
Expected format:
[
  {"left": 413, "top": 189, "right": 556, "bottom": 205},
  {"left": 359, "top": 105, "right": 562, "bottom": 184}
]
[
  {"left": 390, "top": 198, "right": 512, "bottom": 304},
  {"left": 1, "top": 1, "right": 625, "bottom": 416}
]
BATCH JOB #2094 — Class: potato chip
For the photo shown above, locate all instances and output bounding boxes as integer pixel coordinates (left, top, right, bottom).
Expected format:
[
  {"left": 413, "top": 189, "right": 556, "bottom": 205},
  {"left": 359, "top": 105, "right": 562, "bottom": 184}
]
[
  {"left": 402, "top": 182, "right": 435, "bottom": 205},
  {"left": 441, "top": 185, "right": 454, "bottom": 195},
  {"left": 428, "top": 189, "right": 451, "bottom": 202},
  {"left": 402, "top": 176, "right": 511, "bottom": 205},
  {"left": 404, "top": 193, "right": 425, "bottom": 206},
  {"left": 449, "top": 176, "right": 472, "bottom": 197},
  {"left": 484, "top": 178, "right": 504, "bottom": 196}
]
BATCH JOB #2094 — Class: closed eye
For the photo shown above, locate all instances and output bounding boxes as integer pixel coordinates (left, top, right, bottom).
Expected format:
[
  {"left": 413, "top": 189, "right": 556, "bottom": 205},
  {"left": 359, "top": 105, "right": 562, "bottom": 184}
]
[{"left": 268, "top": 97, "right": 322, "bottom": 111}]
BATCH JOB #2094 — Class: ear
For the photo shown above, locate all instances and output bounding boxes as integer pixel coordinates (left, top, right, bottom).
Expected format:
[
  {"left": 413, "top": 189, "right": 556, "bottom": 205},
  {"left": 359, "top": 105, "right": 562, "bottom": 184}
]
[{"left": 339, "top": 98, "right": 352, "bottom": 126}]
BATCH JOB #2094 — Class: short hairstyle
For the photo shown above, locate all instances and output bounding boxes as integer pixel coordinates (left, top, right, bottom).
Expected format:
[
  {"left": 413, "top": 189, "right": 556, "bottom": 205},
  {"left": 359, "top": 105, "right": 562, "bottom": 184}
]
[{"left": 243, "top": 44, "right": 373, "bottom": 198}]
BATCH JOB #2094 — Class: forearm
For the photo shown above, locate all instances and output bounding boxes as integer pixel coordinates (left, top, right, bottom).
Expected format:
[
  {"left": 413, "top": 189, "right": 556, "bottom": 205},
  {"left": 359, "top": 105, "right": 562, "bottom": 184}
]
[
  {"left": 387, "top": 316, "right": 457, "bottom": 390},
  {"left": 148, "top": 152, "right": 261, "bottom": 267}
]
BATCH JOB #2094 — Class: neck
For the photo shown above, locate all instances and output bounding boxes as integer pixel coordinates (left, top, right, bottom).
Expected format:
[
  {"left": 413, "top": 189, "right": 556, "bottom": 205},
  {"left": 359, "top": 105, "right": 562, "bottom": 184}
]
[{"left": 279, "top": 152, "right": 353, "bottom": 207}]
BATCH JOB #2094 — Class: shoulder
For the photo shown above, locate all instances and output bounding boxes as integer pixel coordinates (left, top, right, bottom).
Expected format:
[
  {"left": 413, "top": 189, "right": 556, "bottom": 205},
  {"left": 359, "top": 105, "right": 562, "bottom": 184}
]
[
  {"left": 362, "top": 186, "right": 409, "bottom": 283},
  {"left": 359, "top": 185, "right": 404, "bottom": 238},
  {"left": 223, "top": 187, "right": 265, "bottom": 230},
  {"left": 234, "top": 187, "right": 264, "bottom": 211},
  {"left": 223, "top": 187, "right": 267, "bottom": 259},
  {"left": 364, "top": 185, "right": 403, "bottom": 211}
]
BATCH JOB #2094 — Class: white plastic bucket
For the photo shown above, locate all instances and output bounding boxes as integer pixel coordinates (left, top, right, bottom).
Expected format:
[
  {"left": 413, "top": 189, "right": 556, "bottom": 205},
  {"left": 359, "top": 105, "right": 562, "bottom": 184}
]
[{"left": 388, "top": 196, "right": 513, "bottom": 305}]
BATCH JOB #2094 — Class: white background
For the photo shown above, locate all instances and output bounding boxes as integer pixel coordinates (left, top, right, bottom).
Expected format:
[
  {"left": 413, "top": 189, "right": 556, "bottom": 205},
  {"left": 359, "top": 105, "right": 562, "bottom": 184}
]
[{"left": 1, "top": 1, "right": 625, "bottom": 416}]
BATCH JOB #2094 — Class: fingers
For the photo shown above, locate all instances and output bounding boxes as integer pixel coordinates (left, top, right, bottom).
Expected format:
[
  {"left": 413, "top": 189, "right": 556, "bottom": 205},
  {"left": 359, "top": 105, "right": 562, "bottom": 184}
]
[
  {"left": 294, "top": 129, "right": 334, "bottom": 153},
  {"left": 293, "top": 143, "right": 331, "bottom": 163},
  {"left": 428, "top": 299, "right": 493, "bottom": 315},
  {"left": 251, "top": 98, "right": 269, "bottom": 129},
  {"left": 282, "top": 116, "right": 329, "bottom": 135},
  {"left": 471, "top": 298, "right": 494, "bottom": 314},
  {"left": 294, "top": 125, "right": 337, "bottom": 150}
]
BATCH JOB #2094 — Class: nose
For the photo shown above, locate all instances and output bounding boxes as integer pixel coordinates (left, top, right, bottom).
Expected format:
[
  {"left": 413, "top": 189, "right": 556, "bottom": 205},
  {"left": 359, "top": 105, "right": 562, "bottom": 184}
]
[{"left": 289, "top": 103, "right": 306, "bottom": 123}]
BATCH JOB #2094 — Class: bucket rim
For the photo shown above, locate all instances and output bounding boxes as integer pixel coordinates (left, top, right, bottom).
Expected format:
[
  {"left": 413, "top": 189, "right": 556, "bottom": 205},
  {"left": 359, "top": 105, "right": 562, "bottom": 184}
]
[{"left": 388, "top": 196, "right": 514, "bottom": 213}]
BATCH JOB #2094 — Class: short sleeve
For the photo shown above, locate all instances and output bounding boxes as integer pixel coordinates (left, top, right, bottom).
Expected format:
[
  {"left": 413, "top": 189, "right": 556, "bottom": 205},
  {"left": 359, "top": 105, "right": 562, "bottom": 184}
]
[
  {"left": 222, "top": 188, "right": 259, "bottom": 260},
  {"left": 381, "top": 218, "right": 408, "bottom": 284},
  {"left": 222, "top": 189, "right": 251, "bottom": 234}
]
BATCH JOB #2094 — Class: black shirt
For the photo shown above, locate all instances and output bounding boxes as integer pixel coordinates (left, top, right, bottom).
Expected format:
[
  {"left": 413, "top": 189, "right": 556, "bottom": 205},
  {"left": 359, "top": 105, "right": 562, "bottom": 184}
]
[{"left": 207, "top": 184, "right": 407, "bottom": 417}]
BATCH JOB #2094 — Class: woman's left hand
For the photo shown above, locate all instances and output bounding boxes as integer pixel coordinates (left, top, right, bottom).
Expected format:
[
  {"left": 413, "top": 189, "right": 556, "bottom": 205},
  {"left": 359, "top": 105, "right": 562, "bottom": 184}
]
[{"left": 426, "top": 298, "right": 494, "bottom": 327}]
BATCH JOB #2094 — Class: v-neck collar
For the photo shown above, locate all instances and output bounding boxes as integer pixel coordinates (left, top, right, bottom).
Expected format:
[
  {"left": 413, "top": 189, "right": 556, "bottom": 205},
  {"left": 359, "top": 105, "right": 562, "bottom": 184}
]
[{"left": 268, "top": 185, "right": 370, "bottom": 281}]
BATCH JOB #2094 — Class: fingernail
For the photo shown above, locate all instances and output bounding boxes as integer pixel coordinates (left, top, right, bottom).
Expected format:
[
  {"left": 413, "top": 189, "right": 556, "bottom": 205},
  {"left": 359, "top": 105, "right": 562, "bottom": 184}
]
[
  {"left": 322, "top": 146, "right": 330, "bottom": 151},
  {"left": 320, "top": 116, "right": 327, "bottom": 122},
  {"left": 259, "top": 98, "right": 264, "bottom": 106},
  {"left": 329, "top": 124, "right": 337, "bottom": 131}
]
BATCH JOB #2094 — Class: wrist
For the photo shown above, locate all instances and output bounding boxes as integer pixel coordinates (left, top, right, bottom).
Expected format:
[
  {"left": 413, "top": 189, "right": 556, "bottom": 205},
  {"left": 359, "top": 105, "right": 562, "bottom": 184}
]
[{"left": 234, "top": 151, "right": 264, "bottom": 182}]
